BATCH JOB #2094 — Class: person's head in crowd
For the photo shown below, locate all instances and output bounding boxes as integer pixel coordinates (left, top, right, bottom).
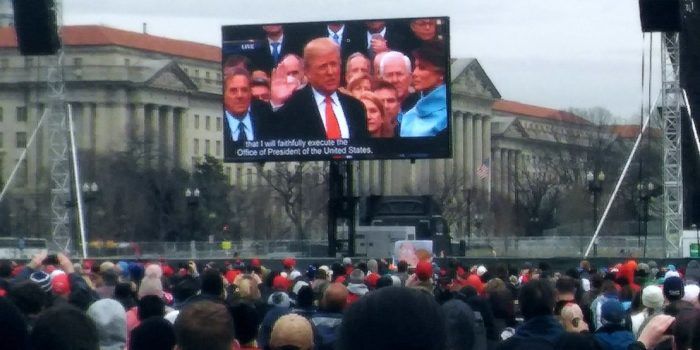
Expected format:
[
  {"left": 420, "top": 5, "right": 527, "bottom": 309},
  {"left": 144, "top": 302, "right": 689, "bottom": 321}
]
[
  {"left": 9, "top": 280, "right": 46, "bottom": 319},
  {"left": 379, "top": 51, "right": 412, "bottom": 101},
  {"left": 415, "top": 260, "right": 433, "bottom": 282},
  {"left": 519, "top": 279, "right": 556, "bottom": 320},
  {"left": 262, "top": 24, "right": 283, "bottom": 40},
  {"left": 359, "top": 91, "right": 385, "bottom": 137},
  {"left": 130, "top": 317, "right": 176, "bottom": 350},
  {"left": 272, "top": 274, "right": 289, "bottom": 292},
  {"left": 296, "top": 285, "right": 314, "bottom": 309},
  {"left": 347, "top": 73, "right": 373, "bottom": 99},
  {"left": 367, "top": 259, "right": 379, "bottom": 274},
  {"left": 376, "top": 275, "right": 394, "bottom": 289},
  {"left": 410, "top": 18, "right": 439, "bottom": 41},
  {"left": 0, "top": 296, "right": 29, "bottom": 350},
  {"left": 269, "top": 314, "right": 314, "bottom": 350},
  {"left": 250, "top": 77, "right": 271, "bottom": 102},
  {"left": 338, "top": 286, "right": 445, "bottom": 350},
  {"left": 663, "top": 276, "right": 685, "bottom": 302},
  {"left": 669, "top": 306, "right": 700, "bottom": 350},
  {"left": 642, "top": 285, "right": 665, "bottom": 312},
  {"left": 397, "top": 260, "right": 409, "bottom": 274},
  {"left": 224, "top": 67, "right": 253, "bottom": 119},
  {"left": 268, "top": 290, "right": 292, "bottom": 309},
  {"left": 173, "top": 276, "right": 199, "bottom": 306},
  {"left": 229, "top": 302, "right": 260, "bottom": 348},
  {"left": 682, "top": 284, "right": 700, "bottom": 307},
  {"left": 441, "top": 299, "right": 475, "bottom": 350},
  {"left": 303, "top": 38, "right": 341, "bottom": 96},
  {"left": 32, "top": 305, "right": 100, "bottom": 350},
  {"left": 51, "top": 272, "right": 71, "bottom": 298},
  {"left": 411, "top": 41, "right": 445, "bottom": 94},
  {"left": 345, "top": 52, "right": 371, "bottom": 83},
  {"left": 556, "top": 276, "right": 577, "bottom": 301},
  {"left": 175, "top": 301, "right": 236, "bottom": 350},
  {"left": 554, "top": 332, "right": 603, "bottom": 350},
  {"left": 373, "top": 81, "right": 400, "bottom": 134},
  {"left": 321, "top": 282, "right": 348, "bottom": 313},
  {"left": 600, "top": 280, "right": 618, "bottom": 297},
  {"left": 348, "top": 269, "right": 366, "bottom": 285},
  {"left": 235, "top": 275, "right": 262, "bottom": 301},
  {"left": 278, "top": 53, "right": 306, "bottom": 87},
  {"left": 560, "top": 303, "right": 589, "bottom": 332},
  {"left": 87, "top": 298, "right": 127, "bottom": 350},
  {"left": 601, "top": 299, "right": 625, "bottom": 326},
  {"left": 138, "top": 294, "right": 165, "bottom": 321},
  {"left": 201, "top": 269, "right": 225, "bottom": 299},
  {"left": 365, "top": 20, "right": 386, "bottom": 33},
  {"left": 484, "top": 277, "right": 506, "bottom": 295},
  {"left": 224, "top": 55, "right": 251, "bottom": 76}
]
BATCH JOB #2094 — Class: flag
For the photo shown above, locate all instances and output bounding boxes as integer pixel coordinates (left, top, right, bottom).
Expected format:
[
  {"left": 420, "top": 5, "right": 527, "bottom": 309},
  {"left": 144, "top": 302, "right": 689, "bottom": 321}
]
[{"left": 476, "top": 158, "right": 490, "bottom": 180}]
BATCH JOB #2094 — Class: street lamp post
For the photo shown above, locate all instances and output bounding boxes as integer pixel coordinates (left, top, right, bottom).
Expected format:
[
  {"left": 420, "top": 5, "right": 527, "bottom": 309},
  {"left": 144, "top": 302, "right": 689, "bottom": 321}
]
[
  {"left": 185, "top": 187, "right": 200, "bottom": 240},
  {"left": 637, "top": 181, "right": 659, "bottom": 258},
  {"left": 587, "top": 170, "right": 605, "bottom": 232}
]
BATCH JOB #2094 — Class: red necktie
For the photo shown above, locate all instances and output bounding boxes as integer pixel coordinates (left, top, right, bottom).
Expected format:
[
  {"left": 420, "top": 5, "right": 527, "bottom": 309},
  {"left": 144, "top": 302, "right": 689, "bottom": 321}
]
[{"left": 325, "top": 95, "right": 342, "bottom": 139}]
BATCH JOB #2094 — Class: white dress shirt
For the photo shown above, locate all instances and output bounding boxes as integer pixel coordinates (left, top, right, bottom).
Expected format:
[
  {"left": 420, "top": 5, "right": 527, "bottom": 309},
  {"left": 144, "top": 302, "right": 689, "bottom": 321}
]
[
  {"left": 311, "top": 88, "right": 349, "bottom": 138},
  {"left": 225, "top": 110, "right": 254, "bottom": 141},
  {"left": 366, "top": 27, "right": 387, "bottom": 48},
  {"left": 267, "top": 34, "right": 284, "bottom": 57},
  {"left": 328, "top": 25, "right": 345, "bottom": 45}
]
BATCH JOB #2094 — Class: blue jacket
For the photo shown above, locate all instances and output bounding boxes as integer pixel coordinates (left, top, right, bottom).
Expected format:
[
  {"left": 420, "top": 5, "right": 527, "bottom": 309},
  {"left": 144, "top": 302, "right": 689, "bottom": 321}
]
[
  {"left": 594, "top": 324, "right": 636, "bottom": 350},
  {"left": 496, "top": 315, "right": 564, "bottom": 350},
  {"left": 399, "top": 84, "right": 447, "bottom": 137}
]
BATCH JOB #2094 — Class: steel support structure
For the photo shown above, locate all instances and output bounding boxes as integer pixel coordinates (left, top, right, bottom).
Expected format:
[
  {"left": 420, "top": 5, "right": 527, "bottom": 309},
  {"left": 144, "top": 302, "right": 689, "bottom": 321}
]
[
  {"left": 661, "top": 32, "right": 684, "bottom": 257},
  {"left": 45, "top": 1, "right": 73, "bottom": 252}
]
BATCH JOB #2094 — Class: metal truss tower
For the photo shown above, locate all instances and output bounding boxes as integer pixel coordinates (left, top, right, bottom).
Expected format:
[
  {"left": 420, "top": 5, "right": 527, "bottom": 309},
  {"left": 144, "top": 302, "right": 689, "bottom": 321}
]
[
  {"left": 661, "top": 31, "right": 684, "bottom": 257},
  {"left": 46, "top": 1, "right": 73, "bottom": 252}
]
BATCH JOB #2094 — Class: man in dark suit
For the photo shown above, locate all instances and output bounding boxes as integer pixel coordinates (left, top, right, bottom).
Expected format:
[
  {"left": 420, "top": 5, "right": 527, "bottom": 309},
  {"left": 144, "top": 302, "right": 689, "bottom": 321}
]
[
  {"left": 362, "top": 20, "right": 407, "bottom": 60},
  {"left": 249, "top": 25, "right": 302, "bottom": 75},
  {"left": 223, "top": 68, "right": 277, "bottom": 158},
  {"left": 272, "top": 38, "right": 368, "bottom": 140}
]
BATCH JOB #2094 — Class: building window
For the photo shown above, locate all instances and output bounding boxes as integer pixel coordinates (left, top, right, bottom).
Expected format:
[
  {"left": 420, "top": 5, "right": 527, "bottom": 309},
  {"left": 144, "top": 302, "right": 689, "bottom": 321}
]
[
  {"left": 16, "top": 107, "right": 27, "bottom": 122},
  {"left": 16, "top": 132, "right": 27, "bottom": 148},
  {"left": 205, "top": 116, "right": 211, "bottom": 130},
  {"left": 216, "top": 117, "right": 222, "bottom": 131},
  {"left": 216, "top": 141, "right": 221, "bottom": 156},
  {"left": 205, "top": 140, "right": 210, "bottom": 155},
  {"left": 124, "top": 58, "right": 131, "bottom": 66},
  {"left": 205, "top": 71, "right": 210, "bottom": 79},
  {"left": 194, "top": 114, "right": 200, "bottom": 129},
  {"left": 225, "top": 167, "right": 232, "bottom": 183},
  {"left": 73, "top": 57, "right": 83, "bottom": 67},
  {"left": 193, "top": 138, "right": 200, "bottom": 155}
]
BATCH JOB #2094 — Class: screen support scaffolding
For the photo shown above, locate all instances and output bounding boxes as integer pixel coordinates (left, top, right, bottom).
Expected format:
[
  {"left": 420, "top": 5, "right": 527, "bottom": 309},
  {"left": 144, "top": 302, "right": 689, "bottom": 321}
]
[{"left": 327, "top": 161, "right": 356, "bottom": 257}]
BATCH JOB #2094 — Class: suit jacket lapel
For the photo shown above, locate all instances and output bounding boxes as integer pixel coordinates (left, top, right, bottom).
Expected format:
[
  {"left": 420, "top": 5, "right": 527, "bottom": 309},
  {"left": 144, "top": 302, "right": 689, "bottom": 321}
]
[{"left": 301, "top": 86, "right": 327, "bottom": 138}]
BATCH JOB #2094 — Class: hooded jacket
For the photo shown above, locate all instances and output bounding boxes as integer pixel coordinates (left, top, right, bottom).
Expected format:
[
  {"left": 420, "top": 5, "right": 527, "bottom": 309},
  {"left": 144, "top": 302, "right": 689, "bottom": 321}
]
[
  {"left": 496, "top": 315, "right": 564, "bottom": 350},
  {"left": 594, "top": 323, "right": 636, "bottom": 350}
]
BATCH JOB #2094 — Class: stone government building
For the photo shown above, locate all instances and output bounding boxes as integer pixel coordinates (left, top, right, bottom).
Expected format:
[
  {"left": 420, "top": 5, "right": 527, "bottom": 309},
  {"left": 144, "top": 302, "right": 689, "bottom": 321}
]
[{"left": 0, "top": 22, "right": 627, "bottom": 237}]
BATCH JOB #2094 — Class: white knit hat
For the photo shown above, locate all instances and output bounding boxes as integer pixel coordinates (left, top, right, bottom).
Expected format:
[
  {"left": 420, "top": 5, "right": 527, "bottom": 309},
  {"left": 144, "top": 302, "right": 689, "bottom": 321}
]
[{"left": 642, "top": 285, "right": 664, "bottom": 310}]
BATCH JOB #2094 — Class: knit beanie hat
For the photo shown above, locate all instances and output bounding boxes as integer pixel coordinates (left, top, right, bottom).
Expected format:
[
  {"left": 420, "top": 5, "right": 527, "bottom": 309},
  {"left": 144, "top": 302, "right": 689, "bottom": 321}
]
[
  {"left": 30, "top": 271, "right": 52, "bottom": 292},
  {"left": 477, "top": 265, "right": 488, "bottom": 277},
  {"left": 87, "top": 299, "right": 127, "bottom": 350},
  {"left": 642, "top": 285, "right": 664, "bottom": 310},
  {"left": 268, "top": 291, "right": 291, "bottom": 308},
  {"left": 138, "top": 271, "right": 164, "bottom": 299}
]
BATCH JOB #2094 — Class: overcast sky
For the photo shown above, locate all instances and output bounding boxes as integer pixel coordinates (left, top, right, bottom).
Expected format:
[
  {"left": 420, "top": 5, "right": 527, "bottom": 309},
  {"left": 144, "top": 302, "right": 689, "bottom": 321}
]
[{"left": 62, "top": 0, "right": 660, "bottom": 121}]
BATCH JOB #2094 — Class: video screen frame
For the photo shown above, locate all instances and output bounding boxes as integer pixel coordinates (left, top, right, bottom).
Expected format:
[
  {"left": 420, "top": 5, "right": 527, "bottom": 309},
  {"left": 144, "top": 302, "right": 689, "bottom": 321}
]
[{"left": 221, "top": 16, "right": 451, "bottom": 162}]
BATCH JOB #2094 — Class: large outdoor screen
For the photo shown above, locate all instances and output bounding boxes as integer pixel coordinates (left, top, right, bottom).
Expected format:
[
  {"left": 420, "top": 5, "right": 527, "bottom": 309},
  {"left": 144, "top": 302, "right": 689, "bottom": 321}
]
[{"left": 221, "top": 17, "right": 451, "bottom": 162}]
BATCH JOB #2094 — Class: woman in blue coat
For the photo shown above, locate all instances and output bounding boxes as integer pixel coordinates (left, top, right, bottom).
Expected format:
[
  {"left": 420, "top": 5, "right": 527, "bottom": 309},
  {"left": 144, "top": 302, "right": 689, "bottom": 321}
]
[{"left": 400, "top": 41, "right": 447, "bottom": 137}]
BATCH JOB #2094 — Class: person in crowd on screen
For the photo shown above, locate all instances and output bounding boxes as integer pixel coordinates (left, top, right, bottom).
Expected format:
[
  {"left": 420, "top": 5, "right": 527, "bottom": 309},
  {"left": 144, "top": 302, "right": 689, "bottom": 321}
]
[
  {"left": 362, "top": 21, "right": 405, "bottom": 60},
  {"left": 223, "top": 54, "right": 252, "bottom": 77},
  {"left": 379, "top": 51, "right": 420, "bottom": 113},
  {"left": 277, "top": 53, "right": 306, "bottom": 89},
  {"left": 321, "top": 22, "right": 363, "bottom": 63},
  {"left": 345, "top": 52, "right": 371, "bottom": 84},
  {"left": 399, "top": 42, "right": 448, "bottom": 138},
  {"left": 223, "top": 68, "right": 278, "bottom": 151},
  {"left": 250, "top": 77, "right": 271, "bottom": 103},
  {"left": 271, "top": 37, "right": 369, "bottom": 139},
  {"left": 250, "top": 24, "right": 302, "bottom": 75},
  {"left": 373, "top": 81, "right": 401, "bottom": 137},
  {"left": 358, "top": 92, "right": 385, "bottom": 138},
  {"left": 404, "top": 18, "right": 443, "bottom": 54},
  {"left": 346, "top": 73, "right": 373, "bottom": 99}
]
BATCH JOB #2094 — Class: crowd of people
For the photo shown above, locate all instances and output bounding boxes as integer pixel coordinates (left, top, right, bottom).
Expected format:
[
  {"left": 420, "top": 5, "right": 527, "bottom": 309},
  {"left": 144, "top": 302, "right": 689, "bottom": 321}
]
[
  {"left": 0, "top": 251, "right": 699, "bottom": 350},
  {"left": 222, "top": 18, "right": 448, "bottom": 151}
]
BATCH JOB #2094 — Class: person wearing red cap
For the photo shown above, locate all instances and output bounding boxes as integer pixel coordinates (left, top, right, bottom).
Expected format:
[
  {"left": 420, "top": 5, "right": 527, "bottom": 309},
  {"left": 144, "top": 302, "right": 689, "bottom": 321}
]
[
  {"left": 407, "top": 260, "right": 434, "bottom": 294},
  {"left": 51, "top": 273, "right": 71, "bottom": 298},
  {"left": 273, "top": 275, "right": 290, "bottom": 292}
]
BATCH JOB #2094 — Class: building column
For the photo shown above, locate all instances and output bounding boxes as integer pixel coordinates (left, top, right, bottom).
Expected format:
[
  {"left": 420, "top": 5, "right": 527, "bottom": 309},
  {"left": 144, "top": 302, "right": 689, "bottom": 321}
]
[
  {"left": 482, "top": 116, "right": 491, "bottom": 196},
  {"left": 493, "top": 147, "right": 501, "bottom": 194},
  {"left": 132, "top": 103, "right": 146, "bottom": 143},
  {"left": 501, "top": 149, "right": 508, "bottom": 197},
  {"left": 381, "top": 160, "right": 391, "bottom": 194},
  {"left": 165, "top": 106, "right": 175, "bottom": 167},
  {"left": 464, "top": 113, "right": 474, "bottom": 188},
  {"left": 95, "top": 103, "right": 111, "bottom": 153},
  {"left": 173, "top": 108, "right": 184, "bottom": 168},
  {"left": 453, "top": 111, "right": 463, "bottom": 183},
  {"left": 473, "top": 114, "right": 483, "bottom": 189}
]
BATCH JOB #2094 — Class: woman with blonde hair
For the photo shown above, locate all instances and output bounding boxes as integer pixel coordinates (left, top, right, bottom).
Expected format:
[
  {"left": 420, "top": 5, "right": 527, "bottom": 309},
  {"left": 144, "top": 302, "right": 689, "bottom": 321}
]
[{"left": 358, "top": 91, "right": 385, "bottom": 138}]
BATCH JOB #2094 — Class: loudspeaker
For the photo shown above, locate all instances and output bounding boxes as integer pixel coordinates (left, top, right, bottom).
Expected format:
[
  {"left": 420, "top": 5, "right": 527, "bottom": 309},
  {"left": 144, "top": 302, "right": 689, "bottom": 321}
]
[
  {"left": 639, "top": 0, "right": 682, "bottom": 32},
  {"left": 11, "top": 0, "right": 60, "bottom": 55}
]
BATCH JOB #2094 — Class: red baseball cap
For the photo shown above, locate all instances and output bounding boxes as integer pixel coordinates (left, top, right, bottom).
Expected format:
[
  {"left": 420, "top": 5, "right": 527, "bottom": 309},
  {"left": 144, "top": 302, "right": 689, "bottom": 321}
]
[
  {"left": 416, "top": 261, "right": 433, "bottom": 281},
  {"left": 51, "top": 273, "right": 71, "bottom": 296},
  {"left": 273, "top": 275, "right": 289, "bottom": 291},
  {"left": 251, "top": 258, "right": 261, "bottom": 268},
  {"left": 282, "top": 257, "right": 296, "bottom": 269}
]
